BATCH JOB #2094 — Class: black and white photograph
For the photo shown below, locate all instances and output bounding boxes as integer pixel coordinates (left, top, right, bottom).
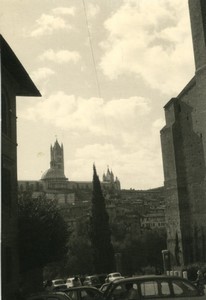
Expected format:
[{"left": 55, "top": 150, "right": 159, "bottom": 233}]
[{"left": 1, "top": 0, "right": 206, "bottom": 299}]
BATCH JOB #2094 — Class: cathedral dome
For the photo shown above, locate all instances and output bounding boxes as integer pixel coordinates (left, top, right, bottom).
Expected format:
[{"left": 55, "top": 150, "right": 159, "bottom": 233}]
[{"left": 41, "top": 168, "right": 67, "bottom": 181}]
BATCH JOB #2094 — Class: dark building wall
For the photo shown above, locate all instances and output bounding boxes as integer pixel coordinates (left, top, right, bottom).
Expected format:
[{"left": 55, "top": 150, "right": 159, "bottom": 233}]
[
  {"left": 1, "top": 35, "right": 41, "bottom": 299},
  {"left": 1, "top": 64, "right": 19, "bottom": 299},
  {"left": 161, "top": 0, "right": 206, "bottom": 267}
]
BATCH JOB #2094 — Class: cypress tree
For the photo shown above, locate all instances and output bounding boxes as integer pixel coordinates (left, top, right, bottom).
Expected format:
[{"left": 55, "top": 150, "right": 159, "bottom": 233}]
[{"left": 90, "top": 164, "right": 115, "bottom": 273}]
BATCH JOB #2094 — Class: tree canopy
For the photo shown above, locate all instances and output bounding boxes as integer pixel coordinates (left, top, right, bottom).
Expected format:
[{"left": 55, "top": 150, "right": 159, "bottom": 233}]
[
  {"left": 18, "top": 193, "right": 69, "bottom": 273},
  {"left": 90, "top": 165, "right": 115, "bottom": 273}
]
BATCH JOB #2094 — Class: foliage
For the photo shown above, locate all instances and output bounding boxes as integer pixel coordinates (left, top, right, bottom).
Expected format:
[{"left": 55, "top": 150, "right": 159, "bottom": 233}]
[
  {"left": 63, "top": 219, "right": 94, "bottom": 276},
  {"left": 184, "top": 263, "right": 206, "bottom": 281},
  {"left": 18, "top": 192, "right": 69, "bottom": 273},
  {"left": 141, "top": 229, "right": 167, "bottom": 268},
  {"left": 90, "top": 165, "right": 115, "bottom": 273},
  {"left": 114, "top": 229, "right": 167, "bottom": 275},
  {"left": 65, "top": 235, "right": 94, "bottom": 275}
]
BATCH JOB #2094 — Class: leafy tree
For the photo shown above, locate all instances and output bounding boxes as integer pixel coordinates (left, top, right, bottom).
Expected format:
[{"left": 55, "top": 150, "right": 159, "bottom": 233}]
[
  {"left": 114, "top": 229, "right": 167, "bottom": 275},
  {"left": 18, "top": 192, "right": 69, "bottom": 273},
  {"left": 90, "top": 165, "right": 115, "bottom": 273},
  {"left": 64, "top": 219, "right": 94, "bottom": 275},
  {"left": 141, "top": 229, "right": 167, "bottom": 270},
  {"left": 65, "top": 235, "right": 94, "bottom": 275},
  {"left": 121, "top": 236, "right": 146, "bottom": 275}
]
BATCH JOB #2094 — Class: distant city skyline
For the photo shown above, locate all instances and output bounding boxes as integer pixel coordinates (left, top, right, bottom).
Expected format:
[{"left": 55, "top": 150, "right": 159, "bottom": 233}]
[{"left": 1, "top": 0, "right": 194, "bottom": 189}]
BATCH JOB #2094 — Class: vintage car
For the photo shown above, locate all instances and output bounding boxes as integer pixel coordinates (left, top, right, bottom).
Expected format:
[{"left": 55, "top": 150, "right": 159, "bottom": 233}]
[{"left": 102, "top": 275, "right": 206, "bottom": 300}]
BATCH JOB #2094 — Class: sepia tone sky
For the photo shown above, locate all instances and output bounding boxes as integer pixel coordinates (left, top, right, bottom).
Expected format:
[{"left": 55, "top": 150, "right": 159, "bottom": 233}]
[{"left": 1, "top": 0, "right": 195, "bottom": 189}]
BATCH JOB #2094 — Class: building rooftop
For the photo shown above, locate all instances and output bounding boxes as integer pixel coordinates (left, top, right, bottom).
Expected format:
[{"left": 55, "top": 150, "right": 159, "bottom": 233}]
[{"left": 0, "top": 35, "right": 41, "bottom": 97}]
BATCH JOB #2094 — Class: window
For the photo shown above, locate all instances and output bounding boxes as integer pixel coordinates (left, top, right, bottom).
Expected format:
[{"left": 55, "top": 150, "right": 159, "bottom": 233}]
[
  {"left": 172, "top": 279, "right": 198, "bottom": 297},
  {"left": 112, "top": 284, "right": 126, "bottom": 298},
  {"left": 67, "top": 290, "right": 78, "bottom": 300},
  {"left": 81, "top": 289, "right": 99, "bottom": 299},
  {"left": 141, "top": 281, "right": 158, "bottom": 297},
  {"left": 160, "top": 281, "right": 170, "bottom": 296}
]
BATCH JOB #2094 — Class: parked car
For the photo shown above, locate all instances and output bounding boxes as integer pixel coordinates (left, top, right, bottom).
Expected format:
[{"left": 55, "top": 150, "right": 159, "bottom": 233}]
[
  {"left": 56, "top": 286, "right": 103, "bottom": 300},
  {"left": 105, "top": 273, "right": 123, "bottom": 283},
  {"left": 52, "top": 279, "right": 67, "bottom": 289},
  {"left": 102, "top": 275, "right": 206, "bottom": 299},
  {"left": 83, "top": 275, "right": 101, "bottom": 288},
  {"left": 44, "top": 279, "right": 67, "bottom": 291},
  {"left": 66, "top": 277, "right": 82, "bottom": 288},
  {"left": 27, "top": 291, "right": 72, "bottom": 300}
]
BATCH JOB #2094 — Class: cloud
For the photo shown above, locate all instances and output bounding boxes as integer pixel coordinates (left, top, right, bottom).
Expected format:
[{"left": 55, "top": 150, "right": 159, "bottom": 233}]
[
  {"left": 87, "top": 3, "right": 100, "bottom": 18},
  {"left": 100, "top": 0, "right": 194, "bottom": 95},
  {"left": 18, "top": 91, "right": 164, "bottom": 189},
  {"left": 31, "top": 67, "right": 55, "bottom": 82},
  {"left": 18, "top": 91, "right": 165, "bottom": 189},
  {"left": 66, "top": 137, "right": 163, "bottom": 189},
  {"left": 30, "top": 13, "right": 72, "bottom": 37},
  {"left": 52, "top": 7, "right": 76, "bottom": 16},
  {"left": 39, "top": 49, "right": 81, "bottom": 64},
  {"left": 19, "top": 92, "right": 151, "bottom": 135}
]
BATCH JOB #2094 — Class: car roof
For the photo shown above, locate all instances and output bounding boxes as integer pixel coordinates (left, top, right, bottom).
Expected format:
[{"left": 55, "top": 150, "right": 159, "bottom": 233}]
[
  {"left": 28, "top": 291, "right": 71, "bottom": 299},
  {"left": 53, "top": 279, "right": 65, "bottom": 282},
  {"left": 64, "top": 286, "right": 100, "bottom": 291},
  {"left": 110, "top": 275, "right": 194, "bottom": 284}
]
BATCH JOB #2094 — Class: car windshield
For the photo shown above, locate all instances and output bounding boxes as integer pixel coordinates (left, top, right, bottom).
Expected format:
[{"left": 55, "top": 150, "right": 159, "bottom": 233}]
[
  {"left": 54, "top": 280, "right": 64, "bottom": 285},
  {"left": 113, "top": 273, "right": 121, "bottom": 277}
]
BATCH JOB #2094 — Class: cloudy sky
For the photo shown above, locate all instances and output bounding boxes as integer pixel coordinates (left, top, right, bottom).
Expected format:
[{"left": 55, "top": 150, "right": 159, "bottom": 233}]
[{"left": 1, "top": 0, "right": 195, "bottom": 189}]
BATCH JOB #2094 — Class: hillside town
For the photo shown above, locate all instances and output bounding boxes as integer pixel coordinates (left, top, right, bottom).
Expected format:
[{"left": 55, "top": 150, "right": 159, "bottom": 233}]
[{"left": 1, "top": 0, "right": 206, "bottom": 299}]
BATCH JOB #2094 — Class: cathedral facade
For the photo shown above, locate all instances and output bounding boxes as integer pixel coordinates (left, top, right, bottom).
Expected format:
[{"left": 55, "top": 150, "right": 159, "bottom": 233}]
[
  {"left": 161, "top": 0, "right": 206, "bottom": 267},
  {"left": 19, "top": 140, "right": 121, "bottom": 204}
]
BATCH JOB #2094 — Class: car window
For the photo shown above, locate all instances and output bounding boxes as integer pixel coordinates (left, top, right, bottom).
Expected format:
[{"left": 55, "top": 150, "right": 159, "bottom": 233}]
[
  {"left": 141, "top": 281, "right": 158, "bottom": 297},
  {"left": 67, "top": 290, "right": 78, "bottom": 300},
  {"left": 81, "top": 289, "right": 99, "bottom": 300},
  {"left": 172, "top": 280, "right": 198, "bottom": 297},
  {"left": 111, "top": 284, "right": 126, "bottom": 299},
  {"left": 54, "top": 280, "right": 65, "bottom": 285},
  {"left": 160, "top": 281, "right": 170, "bottom": 296}
]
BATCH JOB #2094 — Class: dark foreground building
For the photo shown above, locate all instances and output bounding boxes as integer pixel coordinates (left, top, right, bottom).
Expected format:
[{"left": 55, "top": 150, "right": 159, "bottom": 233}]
[
  {"left": 1, "top": 35, "right": 41, "bottom": 299},
  {"left": 161, "top": 1, "right": 206, "bottom": 267}
]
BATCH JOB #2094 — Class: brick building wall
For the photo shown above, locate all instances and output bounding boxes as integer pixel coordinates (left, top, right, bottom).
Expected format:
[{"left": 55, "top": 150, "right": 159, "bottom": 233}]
[
  {"left": 161, "top": 0, "right": 206, "bottom": 267},
  {"left": 1, "top": 35, "right": 40, "bottom": 299}
]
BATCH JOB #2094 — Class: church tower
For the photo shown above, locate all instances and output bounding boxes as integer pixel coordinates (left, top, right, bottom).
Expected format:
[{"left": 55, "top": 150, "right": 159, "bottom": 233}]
[
  {"left": 50, "top": 140, "right": 65, "bottom": 171},
  {"left": 41, "top": 140, "right": 68, "bottom": 189}
]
